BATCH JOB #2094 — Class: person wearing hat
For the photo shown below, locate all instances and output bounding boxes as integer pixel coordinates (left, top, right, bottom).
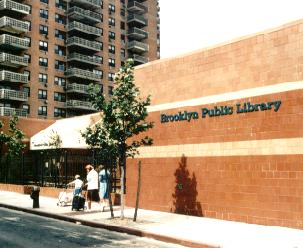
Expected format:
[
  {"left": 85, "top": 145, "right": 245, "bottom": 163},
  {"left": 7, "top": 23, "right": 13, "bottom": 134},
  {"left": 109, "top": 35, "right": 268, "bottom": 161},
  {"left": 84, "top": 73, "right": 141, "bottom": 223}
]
[
  {"left": 68, "top": 174, "right": 83, "bottom": 195},
  {"left": 85, "top": 164, "right": 100, "bottom": 211}
]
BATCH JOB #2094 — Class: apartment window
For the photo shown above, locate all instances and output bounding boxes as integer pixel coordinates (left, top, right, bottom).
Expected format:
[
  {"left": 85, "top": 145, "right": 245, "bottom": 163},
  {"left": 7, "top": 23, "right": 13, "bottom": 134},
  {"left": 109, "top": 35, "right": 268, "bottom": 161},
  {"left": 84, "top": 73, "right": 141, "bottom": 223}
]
[
  {"left": 24, "top": 70, "right": 30, "bottom": 81},
  {"left": 55, "top": 45, "right": 66, "bottom": 56},
  {"left": 38, "top": 106, "right": 47, "bottom": 116},
  {"left": 38, "top": 89, "right": 47, "bottom": 100},
  {"left": 39, "top": 25, "right": 48, "bottom": 35},
  {"left": 54, "top": 92, "right": 66, "bottom": 102},
  {"left": 39, "top": 41, "right": 48, "bottom": 51},
  {"left": 109, "top": 45, "right": 115, "bottom": 54},
  {"left": 23, "top": 87, "right": 30, "bottom": 97},
  {"left": 121, "top": 34, "right": 125, "bottom": 43},
  {"left": 109, "top": 31, "right": 115, "bottom": 41},
  {"left": 39, "top": 73, "right": 48, "bottom": 83},
  {"left": 120, "top": 21, "right": 125, "bottom": 30},
  {"left": 109, "top": 4, "right": 115, "bottom": 14},
  {"left": 39, "top": 57, "right": 48, "bottom": 67},
  {"left": 93, "top": 70, "right": 103, "bottom": 79},
  {"left": 109, "top": 17, "right": 115, "bottom": 27},
  {"left": 55, "top": 0, "right": 66, "bottom": 10},
  {"left": 54, "top": 108, "right": 66, "bottom": 118},
  {"left": 120, "top": 9, "right": 125, "bottom": 17},
  {"left": 54, "top": 76, "right": 66, "bottom": 86},
  {"left": 108, "top": 58, "right": 115, "bottom": 67},
  {"left": 22, "top": 104, "right": 30, "bottom": 114},
  {"left": 55, "top": 60, "right": 65, "bottom": 71},
  {"left": 24, "top": 54, "right": 31, "bottom": 64},
  {"left": 39, "top": 9, "right": 48, "bottom": 19},
  {"left": 108, "top": 72, "right": 115, "bottom": 82},
  {"left": 55, "top": 14, "right": 66, "bottom": 25},
  {"left": 40, "top": 0, "right": 48, "bottom": 4},
  {"left": 108, "top": 86, "right": 113, "bottom": 96},
  {"left": 55, "top": 29, "right": 66, "bottom": 40}
]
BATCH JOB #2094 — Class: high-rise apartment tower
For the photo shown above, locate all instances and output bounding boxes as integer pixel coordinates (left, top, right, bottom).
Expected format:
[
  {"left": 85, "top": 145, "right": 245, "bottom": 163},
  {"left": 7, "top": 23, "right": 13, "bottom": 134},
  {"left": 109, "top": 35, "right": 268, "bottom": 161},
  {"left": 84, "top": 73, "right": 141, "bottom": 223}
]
[{"left": 0, "top": 0, "right": 160, "bottom": 119}]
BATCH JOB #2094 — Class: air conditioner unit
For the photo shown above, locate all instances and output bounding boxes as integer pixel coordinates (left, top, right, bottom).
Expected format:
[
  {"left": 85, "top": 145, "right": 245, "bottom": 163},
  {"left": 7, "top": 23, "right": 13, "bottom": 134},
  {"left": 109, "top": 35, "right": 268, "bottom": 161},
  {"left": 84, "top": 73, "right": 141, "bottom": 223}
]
[
  {"left": 44, "top": 100, "right": 48, "bottom": 104},
  {"left": 45, "top": 35, "right": 48, "bottom": 39},
  {"left": 44, "top": 83, "right": 47, "bottom": 87}
]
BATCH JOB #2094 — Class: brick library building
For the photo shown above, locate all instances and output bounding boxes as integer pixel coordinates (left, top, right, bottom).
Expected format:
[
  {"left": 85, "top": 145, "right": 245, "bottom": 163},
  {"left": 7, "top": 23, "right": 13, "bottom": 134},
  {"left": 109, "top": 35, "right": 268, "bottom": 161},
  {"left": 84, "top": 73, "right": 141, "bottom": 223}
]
[{"left": 1, "top": 9, "right": 303, "bottom": 229}]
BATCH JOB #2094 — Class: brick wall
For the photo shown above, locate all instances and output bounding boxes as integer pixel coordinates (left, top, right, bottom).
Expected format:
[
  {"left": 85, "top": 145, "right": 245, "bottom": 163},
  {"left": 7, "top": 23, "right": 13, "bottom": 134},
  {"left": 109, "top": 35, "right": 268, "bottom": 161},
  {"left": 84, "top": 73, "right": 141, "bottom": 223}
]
[{"left": 126, "top": 19, "right": 303, "bottom": 229}]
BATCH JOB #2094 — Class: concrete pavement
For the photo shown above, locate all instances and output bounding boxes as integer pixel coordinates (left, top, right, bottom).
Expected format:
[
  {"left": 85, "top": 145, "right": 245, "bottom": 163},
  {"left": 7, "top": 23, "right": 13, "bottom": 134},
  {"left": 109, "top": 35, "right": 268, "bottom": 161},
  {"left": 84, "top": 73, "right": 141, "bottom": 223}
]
[{"left": 0, "top": 190, "right": 302, "bottom": 248}]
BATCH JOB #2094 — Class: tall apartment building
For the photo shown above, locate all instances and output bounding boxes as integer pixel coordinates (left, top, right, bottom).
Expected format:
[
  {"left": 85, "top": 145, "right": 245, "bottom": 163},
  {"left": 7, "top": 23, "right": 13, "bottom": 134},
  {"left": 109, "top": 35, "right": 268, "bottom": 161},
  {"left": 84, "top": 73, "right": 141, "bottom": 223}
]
[{"left": 0, "top": 0, "right": 160, "bottom": 119}]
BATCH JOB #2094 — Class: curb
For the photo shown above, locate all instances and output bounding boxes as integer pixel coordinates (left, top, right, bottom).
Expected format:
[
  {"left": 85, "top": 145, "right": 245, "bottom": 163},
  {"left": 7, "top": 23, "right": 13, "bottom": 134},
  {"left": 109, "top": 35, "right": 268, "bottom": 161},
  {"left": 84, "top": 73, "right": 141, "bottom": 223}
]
[{"left": 0, "top": 203, "right": 218, "bottom": 248}]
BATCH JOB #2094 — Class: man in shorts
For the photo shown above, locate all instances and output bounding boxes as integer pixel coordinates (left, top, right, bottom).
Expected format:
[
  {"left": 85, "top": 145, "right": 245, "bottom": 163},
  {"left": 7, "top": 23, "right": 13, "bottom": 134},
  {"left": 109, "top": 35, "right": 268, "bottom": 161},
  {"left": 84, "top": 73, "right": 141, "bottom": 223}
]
[{"left": 85, "top": 164, "right": 100, "bottom": 211}]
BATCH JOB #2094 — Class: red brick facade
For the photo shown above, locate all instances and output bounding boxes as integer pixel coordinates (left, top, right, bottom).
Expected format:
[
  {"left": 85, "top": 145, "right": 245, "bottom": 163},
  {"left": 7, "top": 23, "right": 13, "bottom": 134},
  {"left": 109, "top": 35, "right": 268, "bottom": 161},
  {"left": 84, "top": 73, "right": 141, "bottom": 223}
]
[{"left": 126, "top": 20, "right": 303, "bottom": 229}]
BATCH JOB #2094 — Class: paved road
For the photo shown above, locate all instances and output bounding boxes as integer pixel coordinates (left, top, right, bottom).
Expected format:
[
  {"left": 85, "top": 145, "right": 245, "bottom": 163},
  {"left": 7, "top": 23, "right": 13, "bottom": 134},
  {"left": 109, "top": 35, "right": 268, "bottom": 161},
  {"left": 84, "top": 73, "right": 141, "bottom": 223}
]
[{"left": 0, "top": 208, "right": 185, "bottom": 248}]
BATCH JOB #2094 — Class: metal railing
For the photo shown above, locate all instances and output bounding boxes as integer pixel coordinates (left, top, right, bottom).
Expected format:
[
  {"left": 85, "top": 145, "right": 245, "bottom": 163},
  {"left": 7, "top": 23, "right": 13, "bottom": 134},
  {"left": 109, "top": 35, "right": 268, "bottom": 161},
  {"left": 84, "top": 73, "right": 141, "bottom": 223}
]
[
  {"left": 0, "top": 52, "right": 28, "bottom": 67},
  {"left": 0, "top": 106, "right": 27, "bottom": 117},
  {"left": 0, "top": 34, "right": 29, "bottom": 50},
  {"left": 68, "top": 6, "right": 101, "bottom": 23},
  {"left": 65, "top": 68, "right": 101, "bottom": 81},
  {"left": 67, "top": 21, "right": 102, "bottom": 36},
  {"left": 127, "top": 14, "right": 147, "bottom": 26},
  {"left": 0, "top": 88, "right": 28, "bottom": 101},
  {"left": 0, "top": 70, "right": 28, "bottom": 83},
  {"left": 127, "top": 1, "right": 147, "bottom": 13},
  {"left": 131, "top": 54, "right": 148, "bottom": 64},
  {"left": 0, "top": 16, "right": 29, "bottom": 34},
  {"left": 66, "top": 99, "right": 96, "bottom": 111},
  {"left": 66, "top": 36, "right": 102, "bottom": 51},
  {"left": 66, "top": 83, "right": 90, "bottom": 94},
  {"left": 128, "top": 40, "right": 149, "bottom": 52},
  {"left": 0, "top": 0, "right": 30, "bottom": 15},
  {"left": 127, "top": 27, "right": 148, "bottom": 39},
  {"left": 67, "top": 53, "right": 102, "bottom": 65},
  {"left": 71, "top": 0, "right": 101, "bottom": 9}
]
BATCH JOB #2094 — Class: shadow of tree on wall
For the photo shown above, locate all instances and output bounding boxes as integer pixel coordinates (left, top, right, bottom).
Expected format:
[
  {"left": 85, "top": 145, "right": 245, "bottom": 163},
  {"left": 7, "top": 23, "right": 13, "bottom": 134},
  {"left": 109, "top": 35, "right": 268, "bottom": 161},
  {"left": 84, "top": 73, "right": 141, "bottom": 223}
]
[{"left": 172, "top": 155, "right": 203, "bottom": 216}]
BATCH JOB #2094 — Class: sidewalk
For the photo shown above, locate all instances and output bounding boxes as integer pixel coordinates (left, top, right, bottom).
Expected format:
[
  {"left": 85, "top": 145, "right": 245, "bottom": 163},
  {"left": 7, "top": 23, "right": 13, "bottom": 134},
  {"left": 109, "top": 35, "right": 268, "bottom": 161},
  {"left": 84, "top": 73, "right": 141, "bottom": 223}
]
[{"left": 0, "top": 190, "right": 302, "bottom": 248}]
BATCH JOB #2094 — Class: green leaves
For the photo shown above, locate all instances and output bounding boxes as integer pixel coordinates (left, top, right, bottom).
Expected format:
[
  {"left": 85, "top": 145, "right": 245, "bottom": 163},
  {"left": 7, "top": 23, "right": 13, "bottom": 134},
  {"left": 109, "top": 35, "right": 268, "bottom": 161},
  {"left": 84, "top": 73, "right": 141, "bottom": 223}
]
[
  {"left": 82, "top": 58, "right": 153, "bottom": 162},
  {"left": 0, "top": 114, "right": 26, "bottom": 159}
]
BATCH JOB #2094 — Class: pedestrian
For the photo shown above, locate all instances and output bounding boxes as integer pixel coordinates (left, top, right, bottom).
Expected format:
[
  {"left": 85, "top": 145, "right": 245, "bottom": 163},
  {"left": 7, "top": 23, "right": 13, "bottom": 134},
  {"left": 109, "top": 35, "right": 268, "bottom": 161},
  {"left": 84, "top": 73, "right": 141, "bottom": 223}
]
[
  {"left": 67, "top": 174, "right": 83, "bottom": 195},
  {"left": 98, "top": 165, "right": 110, "bottom": 211},
  {"left": 85, "top": 164, "right": 100, "bottom": 211}
]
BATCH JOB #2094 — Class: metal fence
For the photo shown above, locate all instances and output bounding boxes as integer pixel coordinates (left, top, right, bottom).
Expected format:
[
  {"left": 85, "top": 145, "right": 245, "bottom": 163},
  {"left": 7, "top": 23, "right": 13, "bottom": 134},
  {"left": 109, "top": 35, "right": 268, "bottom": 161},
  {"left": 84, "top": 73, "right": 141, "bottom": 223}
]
[{"left": 0, "top": 149, "right": 120, "bottom": 192}]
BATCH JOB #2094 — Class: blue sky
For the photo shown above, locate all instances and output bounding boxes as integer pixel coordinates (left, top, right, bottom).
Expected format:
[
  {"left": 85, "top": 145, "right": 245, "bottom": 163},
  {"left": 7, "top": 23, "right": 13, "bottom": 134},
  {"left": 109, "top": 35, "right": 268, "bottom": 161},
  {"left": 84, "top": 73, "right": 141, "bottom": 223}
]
[{"left": 159, "top": 0, "right": 303, "bottom": 58}]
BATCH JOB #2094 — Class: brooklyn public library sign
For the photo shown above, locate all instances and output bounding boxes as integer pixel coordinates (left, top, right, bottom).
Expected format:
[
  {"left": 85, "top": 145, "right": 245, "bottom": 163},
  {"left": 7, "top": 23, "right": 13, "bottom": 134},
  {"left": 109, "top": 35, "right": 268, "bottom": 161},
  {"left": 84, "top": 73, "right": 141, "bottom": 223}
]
[{"left": 160, "top": 100, "right": 282, "bottom": 123}]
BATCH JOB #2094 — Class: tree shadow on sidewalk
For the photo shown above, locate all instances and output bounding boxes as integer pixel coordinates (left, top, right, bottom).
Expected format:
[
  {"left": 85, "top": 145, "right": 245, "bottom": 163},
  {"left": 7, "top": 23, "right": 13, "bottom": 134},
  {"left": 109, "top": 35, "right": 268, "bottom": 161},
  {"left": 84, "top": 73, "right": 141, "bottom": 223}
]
[{"left": 172, "top": 154, "right": 202, "bottom": 216}]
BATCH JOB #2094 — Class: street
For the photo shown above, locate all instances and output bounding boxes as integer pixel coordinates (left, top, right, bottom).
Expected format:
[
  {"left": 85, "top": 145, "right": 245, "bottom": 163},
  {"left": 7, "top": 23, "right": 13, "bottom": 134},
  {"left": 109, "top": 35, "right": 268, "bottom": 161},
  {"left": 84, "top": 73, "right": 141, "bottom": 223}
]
[{"left": 0, "top": 208, "right": 185, "bottom": 248}]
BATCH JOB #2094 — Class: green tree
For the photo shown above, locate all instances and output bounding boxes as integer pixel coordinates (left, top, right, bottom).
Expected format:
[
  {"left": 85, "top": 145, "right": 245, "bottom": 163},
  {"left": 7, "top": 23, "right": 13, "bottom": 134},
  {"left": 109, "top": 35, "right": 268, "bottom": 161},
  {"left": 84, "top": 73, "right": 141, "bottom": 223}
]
[
  {"left": 0, "top": 115, "right": 26, "bottom": 182},
  {"left": 82, "top": 59, "right": 153, "bottom": 219}
]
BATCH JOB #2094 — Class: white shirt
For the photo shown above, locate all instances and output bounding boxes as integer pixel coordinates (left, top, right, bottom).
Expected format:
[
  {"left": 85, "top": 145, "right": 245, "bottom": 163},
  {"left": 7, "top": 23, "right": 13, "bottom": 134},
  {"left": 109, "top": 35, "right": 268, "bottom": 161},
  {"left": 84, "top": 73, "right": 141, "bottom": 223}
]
[
  {"left": 70, "top": 178, "right": 83, "bottom": 189},
  {"left": 87, "top": 169, "right": 98, "bottom": 190}
]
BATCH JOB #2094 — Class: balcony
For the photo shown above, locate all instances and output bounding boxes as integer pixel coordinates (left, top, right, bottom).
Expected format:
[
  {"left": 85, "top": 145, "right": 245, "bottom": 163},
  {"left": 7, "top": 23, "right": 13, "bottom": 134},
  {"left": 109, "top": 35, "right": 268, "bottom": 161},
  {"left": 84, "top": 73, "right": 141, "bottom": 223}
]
[
  {"left": 67, "top": 53, "right": 102, "bottom": 66},
  {"left": 66, "top": 83, "right": 90, "bottom": 95},
  {"left": 0, "top": 70, "right": 28, "bottom": 83},
  {"left": 0, "top": 16, "right": 29, "bottom": 34},
  {"left": 66, "top": 36, "right": 102, "bottom": 52},
  {"left": 127, "top": 27, "right": 148, "bottom": 40},
  {"left": 0, "top": 0, "right": 31, "bottom": 15},
  {"left": 131, "top": 54, "right": 148, "bottom": 64},
  {"left": 67, "top": 21, "right": 102, "bottom": 37},
  {"left": 71, "top": 0, "right": 101, "bottom": 10},
  {"left": 0, "top": 34, "right": 29, "bottom": 50},
  {"left": 0, "top": 107, "right": 27, "bottom": 117},
  {"left": 127, "top": 40, "right": 148, "bottom": 53},
  {"left": 127, "top": 1, "right": 147, "bottom": 14},
  {"left": 0, "top": 52, "right": 28, "bottom": 68},
  {"left": 0, "top": 88, "right": 28, "bottom": 101},
  {"left": 66, "top": 100, "right": 96, "bottom": 111},
  {"left": 65, "top": 68, "right": 101, "bottom": 81},
  {"left": 127, "top": 14, "right": 147, "bottom": 27},
  {"left": 68, "top": 6, "right": 101, "bottom": 24}
]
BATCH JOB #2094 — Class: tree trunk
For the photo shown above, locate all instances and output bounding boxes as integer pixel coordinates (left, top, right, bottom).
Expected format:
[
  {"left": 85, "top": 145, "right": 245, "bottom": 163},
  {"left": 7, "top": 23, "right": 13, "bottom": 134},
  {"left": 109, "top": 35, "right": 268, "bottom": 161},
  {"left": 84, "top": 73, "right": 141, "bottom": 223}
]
[
  {"left": 133, "top": 161, "right": 141, "bottom": 222},
  {"left": 120, "top": 163, "right": 125, "bottom": 219},
  {"left": 105, "top": 162, "right": 114, "bottom": 218}
]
